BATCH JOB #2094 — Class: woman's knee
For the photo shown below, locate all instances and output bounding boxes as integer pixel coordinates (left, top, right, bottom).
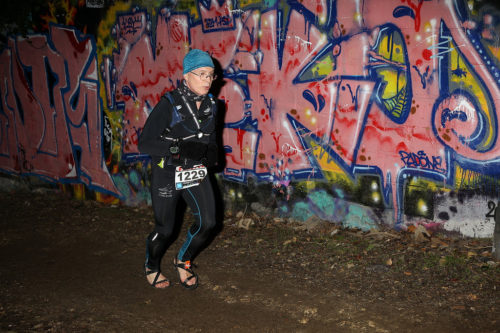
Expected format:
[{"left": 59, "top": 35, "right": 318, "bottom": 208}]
[{"left": 190, "top": 215, "right": 216, "bottom": 236}]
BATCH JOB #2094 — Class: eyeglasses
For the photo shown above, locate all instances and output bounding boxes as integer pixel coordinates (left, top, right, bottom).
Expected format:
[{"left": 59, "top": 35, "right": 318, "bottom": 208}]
[{"left": 190, "top": 71, "right": 217, "bottom": 81}]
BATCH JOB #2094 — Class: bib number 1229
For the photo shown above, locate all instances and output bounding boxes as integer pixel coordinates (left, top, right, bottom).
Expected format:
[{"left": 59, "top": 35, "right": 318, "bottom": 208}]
[{"left": 175, "top": 165, "right": 207, "bottom": 190}]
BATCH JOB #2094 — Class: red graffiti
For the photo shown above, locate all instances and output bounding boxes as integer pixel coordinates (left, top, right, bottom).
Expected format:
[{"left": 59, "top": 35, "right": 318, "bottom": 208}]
[
  {"left": 404, "top": 0, "right": 424, "bottom": 32},
  {"left": 170, "top": 19, "right": 185, "bottom": 42},
  {"left": 136, "top": 56, "right": 145, "bottom": 75},
  {"left": 422, "top": 48, "right": 432, "bottom": 61},
  {"left": 272, "top": 132, "right": 282, "bottom": 153},
  {"left": 236, "top": 128, "right": 245, "bottom": 160}
]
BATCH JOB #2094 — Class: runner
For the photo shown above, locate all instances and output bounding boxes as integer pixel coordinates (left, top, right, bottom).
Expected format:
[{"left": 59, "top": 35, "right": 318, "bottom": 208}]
[{"left": 138, "top": 49, "right": 220, "bottom": 289}]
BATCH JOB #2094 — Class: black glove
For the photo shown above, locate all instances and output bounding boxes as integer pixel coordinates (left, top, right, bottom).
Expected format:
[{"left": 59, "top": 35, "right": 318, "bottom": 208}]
[
  {"left": 201, "top": 144, "right": 218, "bottom": 167},
  {"left": 179, "top": 141, "right": 208, "bottom": 161}
]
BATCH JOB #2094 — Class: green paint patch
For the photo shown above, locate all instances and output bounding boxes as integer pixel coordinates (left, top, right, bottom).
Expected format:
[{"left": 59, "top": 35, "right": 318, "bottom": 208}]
[
  {"left": 291, "top": 201, "right": 314, "bottom": 222},
  {"left": 344, "top": 204, "right": 377, "bottom": 231},
  {"left": 112, "top": 174, "right": 130, "bottom": 198},
  {"left": 308, "top": 190, "right": 336, "bottom": 217}
]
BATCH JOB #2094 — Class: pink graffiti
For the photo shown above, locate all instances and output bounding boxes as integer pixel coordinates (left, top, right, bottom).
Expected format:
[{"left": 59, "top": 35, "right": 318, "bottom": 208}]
[
  {"left": 107, "top": 1, "right": 500, "bottom": 226},
  {"left": 112, "top": 11, "right": 187, "bottom": 154},
  {"left": 0, "top": 26, "right": 117, "bottom": 194},
  {"left": 356, "top": 0, "right": 500, "bottom": 222}
]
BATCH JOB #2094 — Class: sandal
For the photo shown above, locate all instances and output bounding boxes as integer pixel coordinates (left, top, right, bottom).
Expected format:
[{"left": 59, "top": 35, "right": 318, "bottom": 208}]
[
  {"left": 174, "top": 259, "right": 199, "bottom": 290},
  {"left": 145, "top": 267, "right": 170, "bottom": 289}
]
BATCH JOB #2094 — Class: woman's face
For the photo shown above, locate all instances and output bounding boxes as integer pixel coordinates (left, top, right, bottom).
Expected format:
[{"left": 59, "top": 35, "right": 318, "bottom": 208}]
[{"left": 183, "top": 66, "right": 215, "bottom": 96}]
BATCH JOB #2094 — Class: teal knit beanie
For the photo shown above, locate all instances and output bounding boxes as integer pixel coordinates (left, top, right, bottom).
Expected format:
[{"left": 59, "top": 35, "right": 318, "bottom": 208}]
[{"left": 183, "top": 49, "right": 214, "bottom": 74}]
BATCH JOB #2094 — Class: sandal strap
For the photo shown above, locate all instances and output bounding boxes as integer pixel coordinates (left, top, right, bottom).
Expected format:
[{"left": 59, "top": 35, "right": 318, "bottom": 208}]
[
  {"left": 153, "top": 275, "right": 169, "bottom": 286},
  {"left": 174, "top": 260, "right": 197, "bottom": 271},
  {"left": 174, "top": 263, "right": 197, "bottom": 272},
  {"left": 146, "top": 270, "right": 170, "bottom": 288},
  {"left": 174, "top": 259, "right": 199, "bottom": 289}
]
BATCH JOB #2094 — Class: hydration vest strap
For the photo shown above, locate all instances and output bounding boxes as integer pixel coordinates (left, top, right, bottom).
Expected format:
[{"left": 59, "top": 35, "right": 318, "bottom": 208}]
[{"left": 160, "top": 91, "right": 214, "bottom": 142}]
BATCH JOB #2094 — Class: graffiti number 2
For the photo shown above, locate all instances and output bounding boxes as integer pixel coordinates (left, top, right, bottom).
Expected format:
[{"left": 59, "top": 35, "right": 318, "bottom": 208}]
[{"left": 486, "top": 201, "right": 496, "bottom": 218}]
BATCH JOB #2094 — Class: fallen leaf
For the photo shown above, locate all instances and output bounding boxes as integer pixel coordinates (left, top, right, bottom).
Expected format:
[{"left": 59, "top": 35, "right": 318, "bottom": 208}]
[
  {"left": 304, "top": 307, "right": 318, "bottom": 317},
  {"left": 236, "top": 218, "right": 254, "bottom": 230},
  {"left": 451, "top": 305, "right": 466, "bottom": 310},
  {"left": 413, "top": 225, "right": 431, "bottom": 243},
  {"left": 467, "top": 251, "right": 477, "bottom": 258},
  {"left": 365, "top": 229, "right": 400, "bottom": 240},
  {"left": 283, "top": 237, "right": 297, "bottom": 246},
  {"left": 431, "top": 237, "right": 449, "bottom": 248}
]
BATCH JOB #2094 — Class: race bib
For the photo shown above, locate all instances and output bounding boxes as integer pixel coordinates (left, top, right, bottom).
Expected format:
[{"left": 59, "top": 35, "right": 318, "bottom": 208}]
[{"left": 175, "top": 165, "right": 207, "bottom": 190}]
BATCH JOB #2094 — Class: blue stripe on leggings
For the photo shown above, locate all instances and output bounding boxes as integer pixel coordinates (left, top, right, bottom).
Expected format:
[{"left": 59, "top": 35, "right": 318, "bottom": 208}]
[{"left": 177, "top": 188, "right": 202, "bottom": 261}]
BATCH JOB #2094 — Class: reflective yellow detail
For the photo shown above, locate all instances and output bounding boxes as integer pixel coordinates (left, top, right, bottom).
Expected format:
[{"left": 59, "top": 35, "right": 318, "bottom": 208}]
[{"left": 158, "top": 158, "right": 165, "bottom": 169}]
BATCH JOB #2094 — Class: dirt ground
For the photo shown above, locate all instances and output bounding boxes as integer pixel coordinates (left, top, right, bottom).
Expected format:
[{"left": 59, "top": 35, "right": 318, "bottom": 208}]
[{"left": 0, "top": 188, "right": 499, "bottom": 333}]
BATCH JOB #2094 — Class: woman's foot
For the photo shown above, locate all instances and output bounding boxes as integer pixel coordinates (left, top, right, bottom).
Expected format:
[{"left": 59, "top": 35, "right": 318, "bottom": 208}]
[
  {"left": 145, "top": 268, "right": 170, "bottom": 289},
  {"left": 174, "top": 259, "right": 198, "bottom": 290}
]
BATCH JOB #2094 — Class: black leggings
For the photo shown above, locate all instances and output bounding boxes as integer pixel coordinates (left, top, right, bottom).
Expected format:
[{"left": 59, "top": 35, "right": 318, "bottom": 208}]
[{"left": 145, "top": 166, "right": 216, "bottom": 271}]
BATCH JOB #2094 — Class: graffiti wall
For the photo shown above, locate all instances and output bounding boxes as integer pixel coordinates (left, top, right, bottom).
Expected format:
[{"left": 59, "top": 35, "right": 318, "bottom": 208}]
[{"left": 1, "top": 0, "right": 499, "bottom": 237}]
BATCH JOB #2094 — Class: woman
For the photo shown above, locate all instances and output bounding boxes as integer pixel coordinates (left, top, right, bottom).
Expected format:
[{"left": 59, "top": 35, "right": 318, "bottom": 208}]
[{"left": 138, "top": 49, "right": 219, "bottom": 289}]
